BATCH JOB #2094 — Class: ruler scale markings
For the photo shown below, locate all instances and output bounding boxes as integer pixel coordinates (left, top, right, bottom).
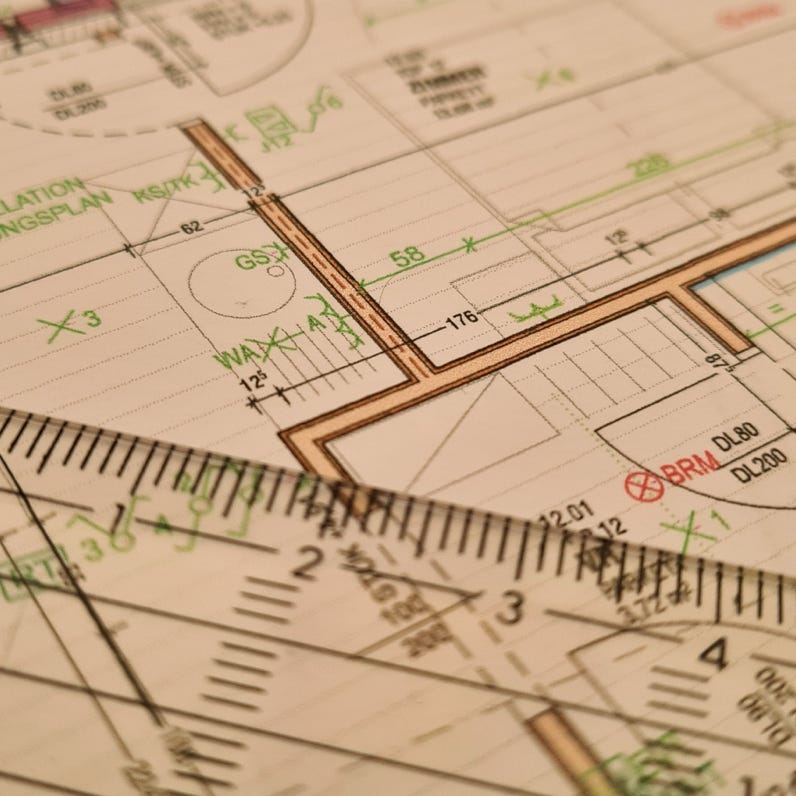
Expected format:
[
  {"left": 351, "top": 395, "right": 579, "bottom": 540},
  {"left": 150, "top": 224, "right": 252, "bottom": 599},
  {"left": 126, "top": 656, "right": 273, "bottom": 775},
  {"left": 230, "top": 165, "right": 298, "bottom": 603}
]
[
  {"left": 674, "top": 553, "right": 684, "bottom": 604},
  {"left": 5, "top": 645, "right": 785, "bottom": 788},
  {"left": 98, "top": 432, "right": 121, "bottom": 474},
  {"left": 234, "top": 607, "right": 289, "bottom": 625},
  {"left": 130, "top": 440, "right": 158, "bottom": 496},
  {"left": 514, "top": 520, "right": 530, "bottom": 581},
  {"left": 188, "top": 730, "right": 248, "bottom": 748},
  {"left": 109, "top": 502, "right": 125, "bottom": 536},
  {"left": 206, "top": 675, "right": 265, "bottom": 693},
  {"left": 302, "top": 475, "right": 321, "bottom": 521},
  {"left": 246, "top": 465, "right": 266, "bottom": 509},
  {"left": 209, "top": 456, "right": 231, "bottom": 501},
  {"left": 496, "top": 515, "right": 510, "bottom": 563},
  {"left": 575, "top": 534, "right": 587, "bottom": 582},
  {"left": 398, "top": 496, "right": 415, "bottom": 541},
  {"left": 239, "top": 591, "right": 293, "bottom": 608},
  {"left": 201, "top": 693, "right": 259, "bottom": 711},
  {"left": 37, "top": 420, "right": 67, "bottom": 474},
  {"left": 184, "top": 750, "right": 242, "bottom": 767},
  {"left": 264, "top": 467, "right": 285, "bottom": 513},
  {"left": 636, "top": 546, "right": 647, "bottom": 594},
  {"left": 116, "top": 436, "right": 139, "bottom": 478},
  {"left": 189, "top": 451, "right": 212, "bottom": 496},
  {"left": 79, "top": 428, "right": 103, "bottom": 470},
  {"left": 359, "top": 487, "right": 377, "bottom": 535},
  {"left": 536, "top": 525, "right": 548, "bottom": 572},
  {"left": 653, "top": 550, "right": 664, "bottom": 598},
  {"left": 172, "top": 768, "right": 235, "bottom": 788},
  {"left": 378, "top": 490, "right": 395, "bottom": 537},
  {"left": 696, "top": 557, "right": 704, "bottom": 607},
  {"left": 414, "top": 502, "right": 433, "bottom": 557},
  {"left": 283, "top": 472, "right": 303, "bottom": 517},
  {"left": 0, "top": 409, "right": 16, "bottom": 440},
  {"left": 24, "top": 416, "right": 50, "bottom": 459},
  {"left": 152, "top": 445, "right": 175, "bottom": 488},
  {"left": 223, "top": 462, "right": 247, "bottom": 518},
  {"left": 8, "top": 413, "right": 32, "bottom": 453},
  {"left": 212, "top": 659, "right": 271, "bottom": 678},
  {"left": 736, "top": 567, "right": 745, "bottom": 615},
  {"left": 244, "top": 576, "right": 298, "bottom": 592},
  {"left": 320, "top": 479, "right": 340, "bottom": 539},
  {"left": 457, "top": 507, "right": 474, "bottom": 554},
  {"left": 596, "top": 538, "right": 610, "bottom": 586},
  {"left": 555, "top": 530, "right": 569, "bottom": 576},
  {"left": 0, "top": 415, "right": 746, "bottom": 594},
  {"left": 1, "top": 408, "right": 796, "bottom": 791},
  {"left": 476, "top": 512, "right": 492, "bottom": 559},
  {"left": 614, "top": 542, "right": 628, "bottom": 603},
  {"left": 437, "top": 503, "right": 454, "bottom": 551},
  {"left": 0, "top": 536, "right": 788, "bottom": 760},
  {"left": 171, "top": 447, "right": 195, "bottom": 491},
  {"left": 340, "top": 482, "right": 357, "bottom": 531}
]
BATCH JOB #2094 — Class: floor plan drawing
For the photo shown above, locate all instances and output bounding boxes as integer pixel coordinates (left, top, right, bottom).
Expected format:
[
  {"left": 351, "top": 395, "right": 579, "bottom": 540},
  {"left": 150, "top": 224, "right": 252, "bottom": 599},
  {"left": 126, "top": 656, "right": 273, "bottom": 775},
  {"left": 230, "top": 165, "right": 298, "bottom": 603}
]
[{"left": 4, "top": 1, "right": 796, "bottom": 791}]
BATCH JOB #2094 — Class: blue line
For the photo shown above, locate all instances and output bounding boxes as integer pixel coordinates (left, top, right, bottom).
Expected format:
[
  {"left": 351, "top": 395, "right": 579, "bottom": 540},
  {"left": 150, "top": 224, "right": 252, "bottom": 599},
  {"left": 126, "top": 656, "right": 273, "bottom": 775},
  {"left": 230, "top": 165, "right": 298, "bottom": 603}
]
[{"left": 693, "top": 239, "right": 796, "bottom": 291}]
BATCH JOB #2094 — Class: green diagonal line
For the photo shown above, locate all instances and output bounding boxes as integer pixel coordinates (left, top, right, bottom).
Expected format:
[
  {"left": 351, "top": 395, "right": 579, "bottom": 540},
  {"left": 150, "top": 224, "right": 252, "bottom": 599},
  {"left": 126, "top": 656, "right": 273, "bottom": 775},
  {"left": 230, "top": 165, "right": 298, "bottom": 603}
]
[
  {"left": 361, "top": 119, "right": 795, "bottom": 289},
  {"left": 746, "top": 311, "right": 796, "bottom": 338}
]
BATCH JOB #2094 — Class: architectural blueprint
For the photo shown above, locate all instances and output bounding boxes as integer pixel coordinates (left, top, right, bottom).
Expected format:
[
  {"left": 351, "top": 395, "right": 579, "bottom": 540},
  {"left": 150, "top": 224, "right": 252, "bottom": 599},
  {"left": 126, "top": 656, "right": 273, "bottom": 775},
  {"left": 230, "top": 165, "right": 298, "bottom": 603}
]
[
  {"left": 4, "top": 0, "right": 796, "bottom": 567},
  {"left": 3, "top": 0, "right": 796, "bottom": 791}
]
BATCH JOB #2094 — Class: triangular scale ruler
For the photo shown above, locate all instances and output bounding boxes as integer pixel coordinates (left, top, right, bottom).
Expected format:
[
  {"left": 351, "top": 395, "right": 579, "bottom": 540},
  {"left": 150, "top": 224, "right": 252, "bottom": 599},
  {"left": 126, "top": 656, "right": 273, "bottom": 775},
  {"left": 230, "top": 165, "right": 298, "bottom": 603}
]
[{"left": 0, "top": 406, "right": 793, "bottom": 795}]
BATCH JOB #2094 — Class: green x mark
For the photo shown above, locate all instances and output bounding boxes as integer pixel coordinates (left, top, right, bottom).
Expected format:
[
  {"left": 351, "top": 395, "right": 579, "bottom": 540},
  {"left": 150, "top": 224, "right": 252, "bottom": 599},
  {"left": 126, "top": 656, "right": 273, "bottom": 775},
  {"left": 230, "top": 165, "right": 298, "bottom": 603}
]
[{"left": 660, "top": 511, "right": 716, "bottom": 555}]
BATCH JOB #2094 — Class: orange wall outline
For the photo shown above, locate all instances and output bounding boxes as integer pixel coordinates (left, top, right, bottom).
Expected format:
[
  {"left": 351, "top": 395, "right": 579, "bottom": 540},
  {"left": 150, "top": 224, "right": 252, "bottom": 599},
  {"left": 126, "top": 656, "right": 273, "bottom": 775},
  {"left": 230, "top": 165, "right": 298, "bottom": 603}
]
[{"left": 181, "top": 119, "right": 796, "bottom": 482}]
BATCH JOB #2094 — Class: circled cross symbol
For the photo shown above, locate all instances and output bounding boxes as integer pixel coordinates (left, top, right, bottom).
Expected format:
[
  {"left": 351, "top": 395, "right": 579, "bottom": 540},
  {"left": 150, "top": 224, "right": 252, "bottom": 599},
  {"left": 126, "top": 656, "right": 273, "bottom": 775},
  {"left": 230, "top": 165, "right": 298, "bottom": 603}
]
[{"left": 624, "top": 470, "right": 665, "bottom": 502}]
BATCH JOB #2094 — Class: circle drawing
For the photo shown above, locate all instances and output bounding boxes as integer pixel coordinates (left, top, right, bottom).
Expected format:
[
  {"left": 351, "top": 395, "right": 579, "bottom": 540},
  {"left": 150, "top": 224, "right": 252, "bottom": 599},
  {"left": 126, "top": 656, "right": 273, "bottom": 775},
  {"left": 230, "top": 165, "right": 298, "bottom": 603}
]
[
  {"left": 624, "top": 470, "right": 665, "bottom": 503},
  {"left": 189, "top": 249, "right": 296, "bottom": 319},
  {"left": 0, "top": 0, "right": 313, "bottom": 136}
]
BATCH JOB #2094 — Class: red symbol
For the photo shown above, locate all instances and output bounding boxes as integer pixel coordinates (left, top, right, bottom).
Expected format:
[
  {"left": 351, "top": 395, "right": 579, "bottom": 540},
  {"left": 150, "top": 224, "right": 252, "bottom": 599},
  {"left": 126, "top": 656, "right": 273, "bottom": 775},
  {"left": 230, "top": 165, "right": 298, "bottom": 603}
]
[{"left": 624, "top": 471, "right": 665, "bottom": 502}]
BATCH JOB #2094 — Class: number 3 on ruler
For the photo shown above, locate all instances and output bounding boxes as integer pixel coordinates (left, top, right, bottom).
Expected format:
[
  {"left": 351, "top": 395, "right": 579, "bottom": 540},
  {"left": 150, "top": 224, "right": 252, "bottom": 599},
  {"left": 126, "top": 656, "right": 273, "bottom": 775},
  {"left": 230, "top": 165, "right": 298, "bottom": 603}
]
[{"left": 496, "top": 590, "right": 525, "bottom": 625}]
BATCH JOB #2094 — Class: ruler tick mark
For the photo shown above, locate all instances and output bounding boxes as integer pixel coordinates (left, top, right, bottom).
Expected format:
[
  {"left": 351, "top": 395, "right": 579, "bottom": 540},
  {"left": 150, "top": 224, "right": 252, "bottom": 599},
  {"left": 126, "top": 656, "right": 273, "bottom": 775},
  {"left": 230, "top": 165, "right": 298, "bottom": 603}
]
[
  {"left": 153, "top": 444, "right": 175, "bottom": 487},
  {"left": 189, "top": 451, "right": 212, "bottom": 495},
  {"left": 130, "top": 440, "right": 158, "bottom": 495},
  {"left": 98, "top": 433, "right": 120, "bottom": 474},
  {"left": 37, "top": 421, "right": 67, "bottom": 474},
  {"left": 116, "top": 437, "right": 139, "bottom": 478},
  {"left": 171, "top": 447, "right": 194, "bottom": 491},
  {"left": 24, "top": 417, "right": 49, "bottom": 459},
  {"left": 7, "top": 413, "right": 32, "bottom": 453},
  {"left": 0, "top": 410, "right": 16, "bottom": 440},
  {"left": 223, "top": 463, "right": 247, "bottom": 518},
  {"left": 79, "top": 429, "right": 102, "bottom": 470}
]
